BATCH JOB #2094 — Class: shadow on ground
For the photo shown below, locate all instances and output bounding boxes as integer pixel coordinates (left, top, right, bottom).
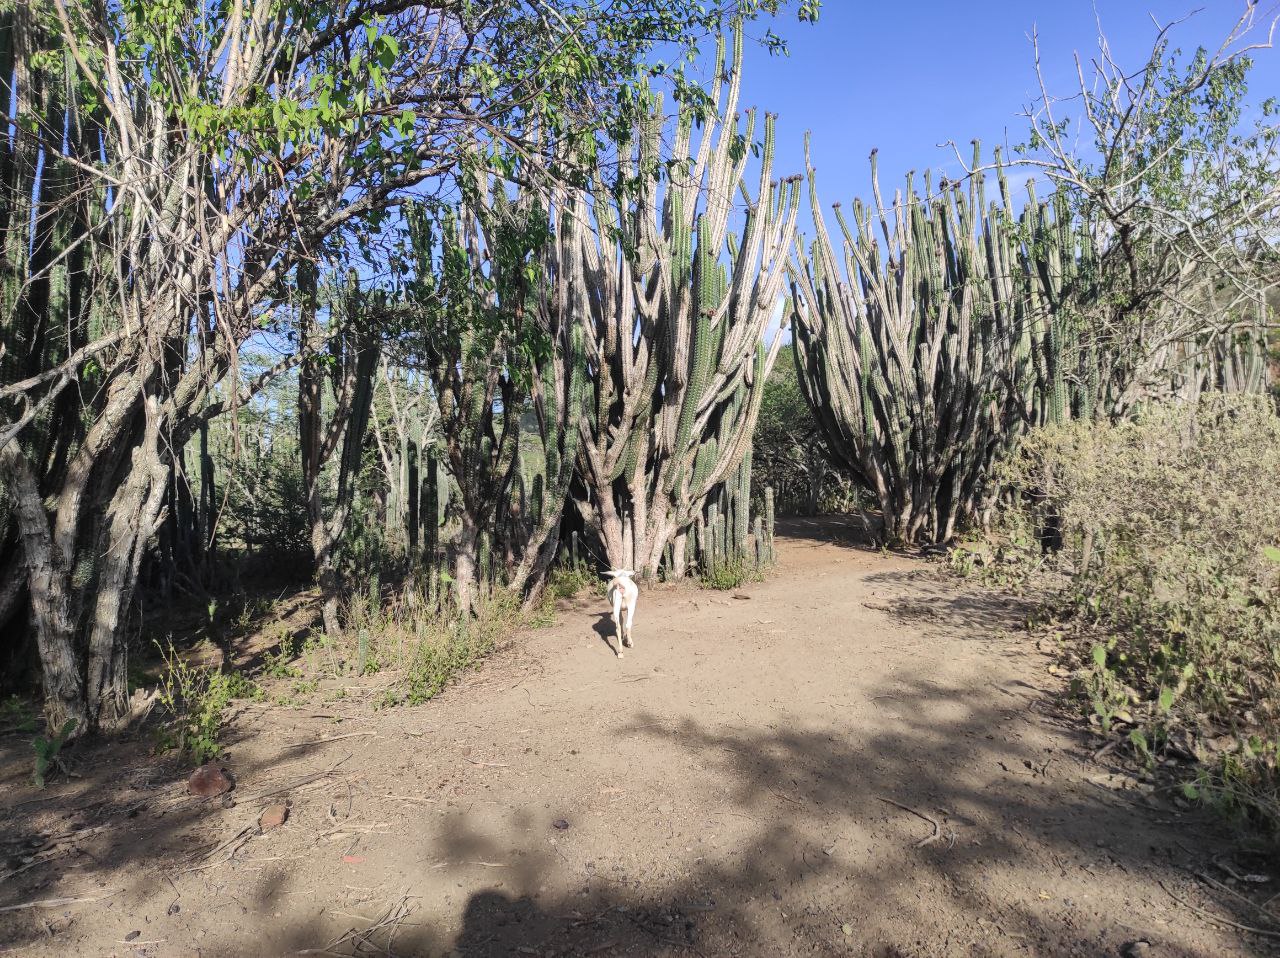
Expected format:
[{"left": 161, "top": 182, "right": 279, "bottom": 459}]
[{"left": 245, "top": 675, "right": 1276, "bottom": 958}]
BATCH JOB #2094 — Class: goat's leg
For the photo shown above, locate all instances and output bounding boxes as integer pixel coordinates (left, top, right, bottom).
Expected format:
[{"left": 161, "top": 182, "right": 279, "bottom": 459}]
[
  {"left": 623, "top": 599, "right": 635, "bottom": 648},
  {"left": 611, "top": 589, "right": 624, "bottom": 657}
]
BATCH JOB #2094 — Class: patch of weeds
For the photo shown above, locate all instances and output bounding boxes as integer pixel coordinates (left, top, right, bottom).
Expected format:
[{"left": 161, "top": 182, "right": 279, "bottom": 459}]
[
  {"left": 32, "top": 719, "right": 77, "bottom": 788},
  {"left": 545, "top": 561, "right": 600, "bottom": 601},
  {"left": 156, "top": 641, "right": 261, "bottom": 765},
  {"left": 700, "top": 557, "right": 759, "bottom": 591},
  {"left": 273, "top": 676, "right": 320, "bottom": 708},
  {"left": 1, "top": 695, "right": 38, "bottom": 733},
  {"left": 377, "top": 592, "right": 524, "bottom": 708},
  {"left": 261, "top": 627, "right": 304, "bottom": 679}
]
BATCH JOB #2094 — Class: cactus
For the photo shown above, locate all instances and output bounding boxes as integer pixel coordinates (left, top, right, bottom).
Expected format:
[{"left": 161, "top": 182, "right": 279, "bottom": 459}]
[
  {"left": 790, "top": 138, "right": 1099, "bottom": 544},
  {"left": 764, "top": 486, "right": 776, "bottom": 564},
  {"left": 568, "top": 27, "right": 800, "bottom": 578}
]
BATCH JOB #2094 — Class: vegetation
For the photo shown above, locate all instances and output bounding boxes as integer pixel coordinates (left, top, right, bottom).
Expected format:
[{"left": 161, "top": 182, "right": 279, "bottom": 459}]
[
  {"left": 994, "top": 397, "right": 1280, "bottom": 835},
  {"left": 752, "top": 346, "right": 858, "bottom": 517},
  {"left": 790, "top": 8, "right": 1277, "bottom": 546},
  {"left": 0, "top": 1, "right": 813, "bottom": 736},
  {"left": 31, "top": 718, "right": 76, "bottom": 788},
  {"left": 156, "top": 643, "right": 261, "bottom": 764},
  {"left": 0, "top": 0, "right": 1276, "bottom": 859}
]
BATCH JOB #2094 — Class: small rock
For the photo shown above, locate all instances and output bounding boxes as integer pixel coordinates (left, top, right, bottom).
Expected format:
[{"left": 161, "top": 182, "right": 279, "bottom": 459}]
[
  {"left": 124, "top": 930, "right": 140, "bottom": 942},
  {"left": 187, "top": 764, "right": 234, "bottom": 798},
  {"left": 1122, "top": 941, "right": 1151, "bottom": 957},
  {"left": 552, "top": 819, "right": 570, "bottom": 830},
  {"left": 259, "top": 804, "right": 289, "bottom": 831},
  {"left": 842, "top": 923, "right": 853, "bottom": 937},
  {"left": 167, "top": 903, "right": 180, "bottom": 916},
  {"left": 342, "top": 854, "right": 365, "bottom": 864}
]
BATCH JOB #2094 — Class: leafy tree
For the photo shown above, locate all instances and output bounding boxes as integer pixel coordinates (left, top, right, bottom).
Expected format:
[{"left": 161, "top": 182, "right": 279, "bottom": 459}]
[{"left": 0, "top": 0, "right": 817, "bottom": 733}]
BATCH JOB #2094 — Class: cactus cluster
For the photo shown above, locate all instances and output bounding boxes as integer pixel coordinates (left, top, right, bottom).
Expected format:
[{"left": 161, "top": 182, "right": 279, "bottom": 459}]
[
  {"left": 790, "top": 140, "right": 1014, "bottom": 544},
  {"left": 688, "top": 459, "right": 776, "bottom": 578},
  {"left": 790, "top": 138, "right": 1273, "bottom": 546},
  {"left": 566, "top": 27, "right": 798, "bottom": 578},
  {"left": 398, "top": 178, "right": 585, "bottom": 607}
]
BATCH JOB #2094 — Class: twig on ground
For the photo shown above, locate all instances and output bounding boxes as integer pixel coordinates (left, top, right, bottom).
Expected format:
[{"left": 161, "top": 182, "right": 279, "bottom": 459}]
[
  {"left": 1212, "top": 855, "right": 1272, "bottom": 884},
  {"left": 297, "top": 894, "right": 415, "bottom": 955},
  {"left": 878, "top": 797, "right": 942, "bottom": 847},
  {"left": 282, "top": 731, "right": 375, "bottom": 749},
  {"left": 466, "top": 759, "right": 509, "bottom": 768},
  {"left": 1194, "top": 871, "right": 1280, "bottom": 929},
  {"left": 234, "top": 754, "right": 352, "bottom": 804},
  {"left": 0, "top": 891, "right": 117, "bottom": 913},
  {"left": 1160, "top": 881, "right": 1280, "bottom": 939},
  {"left": 181, "top": 826, "right": 254, "bottom": 874}
]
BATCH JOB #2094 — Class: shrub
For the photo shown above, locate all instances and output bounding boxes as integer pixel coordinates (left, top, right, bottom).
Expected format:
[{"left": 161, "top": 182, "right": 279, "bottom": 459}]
[
  {"left": 1000, "top": 395, "right": 1280, "bottom": 836},
  {"left": 156, "top": 642, "right": 261, "bottom": 764},
  {"left": 32, "top": 719, "right": 77, "bottom": 788},
  {"left": 370, "top": 592, "right": 523, "bottom": 707},
  {"left": 700, "top": 556, "right": 758, "bottom": 591},
  {"left": 544, "top": 561, "right": 601, "bottom": 601}
]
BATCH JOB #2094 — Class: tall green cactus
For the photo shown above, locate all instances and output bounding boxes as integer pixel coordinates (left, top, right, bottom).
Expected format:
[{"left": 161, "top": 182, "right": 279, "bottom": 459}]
[
  {"left": 400, "top": 172, "right": 586, "bottom": 606},
  {"left": 791, "top": 139, "right": 1028, "bottom": 544},
  {"left": 570, "top": 27, "right": 800, "bottom": 578}
]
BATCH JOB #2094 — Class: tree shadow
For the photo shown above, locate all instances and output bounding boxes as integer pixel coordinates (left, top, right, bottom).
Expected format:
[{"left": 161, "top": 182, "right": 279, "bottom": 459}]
[
  {"left": 245, "top": 677, "right": 1278, "bottom": 957},
  {"left": 3, "top": 594, "right": 1277, "bottom": 957},
  {"left": 857, "top": 568, "right": 1038, "bottom": 644},
  {"left": 775, "top": 513, "right": 883, "bottom": 552}
]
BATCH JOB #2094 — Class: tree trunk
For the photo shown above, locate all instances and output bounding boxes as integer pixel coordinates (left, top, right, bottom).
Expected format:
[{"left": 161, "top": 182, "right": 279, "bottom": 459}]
[
  {"left": 805, "top": 456, "right": 826, "bottom": 516},
  {"left": 0, "top": 446, "right": 86, "bottom": 732},
  {"left": 454, "top": 516, "right": 479, "bottom": 613},
  {"left": 670, "top": 531, "right": 688, "bottom": 580},
  {"left": 84, "top": 400, "right": 168, "bottom": 728}
]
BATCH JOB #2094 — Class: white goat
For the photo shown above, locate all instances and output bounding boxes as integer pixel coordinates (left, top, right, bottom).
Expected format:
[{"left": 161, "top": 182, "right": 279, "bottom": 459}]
[{"left": 604, "top": 569, "right": 639, "bottom": 657}]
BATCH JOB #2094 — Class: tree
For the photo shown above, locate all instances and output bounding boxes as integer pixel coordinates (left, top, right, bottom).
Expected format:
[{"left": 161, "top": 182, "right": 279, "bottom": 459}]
[
  {"left": 0, "top": 0, "right": 816, "bottom": 733},
  {"left": 297, "top": 269, "right": 381, "bottom": 637},
  {"left": 1010, "top": 5, "right": 1279, "bottom": 416}
]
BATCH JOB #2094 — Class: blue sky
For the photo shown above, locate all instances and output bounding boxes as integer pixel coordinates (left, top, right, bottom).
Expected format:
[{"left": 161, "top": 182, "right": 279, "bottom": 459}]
[{"left": 729, "top": 1, "right": 1280, "bottom": 214}]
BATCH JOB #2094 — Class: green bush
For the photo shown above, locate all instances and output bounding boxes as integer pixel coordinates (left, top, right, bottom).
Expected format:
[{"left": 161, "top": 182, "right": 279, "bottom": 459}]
[
  {"left": 700, "top": 556, "right": 758, "bottom": 591},
  {"left": 32, "top": 719, "right": 77, "bottom": 788},
  {"left": 369, "top": 592, "right": 523, "bottom": 707},
  {"left": 544, "top": 561, "right": 602, "bottom": 601},
  {"left": 1000, "top": 395, "right": 1280, "bottom": 835},
  {"left": 156, "top": 642, "right": 262, "bottom": 764}
]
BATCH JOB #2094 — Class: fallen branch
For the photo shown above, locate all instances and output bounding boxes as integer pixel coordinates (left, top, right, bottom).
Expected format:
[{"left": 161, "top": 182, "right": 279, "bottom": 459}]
[
  {"left": 234, "top": 754, "right": 353, "bottom": 804},
  {"left": 878, "top": 797, "right": 941, "bottom": 847},
  {"left": 182, "top": 826, "right": 254, "bottom": 873},
  {"left": 282, "top": 732, "right": 375, "bottom": 749},
  {"left": 1196, "top": 871, "right": 1280, "bottom": 929},
  {"left": 1160, "top": 881, "right": 1280, "bottom": 939},
  {"left": 0, "top": 891, "right": 117, "bottom": 913}
]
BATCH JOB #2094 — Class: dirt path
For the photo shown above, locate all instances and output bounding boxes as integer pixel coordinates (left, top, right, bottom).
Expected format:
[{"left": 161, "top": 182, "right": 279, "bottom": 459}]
[{"left": 1, "top": 519, "right": 1275, "bottom": 957}]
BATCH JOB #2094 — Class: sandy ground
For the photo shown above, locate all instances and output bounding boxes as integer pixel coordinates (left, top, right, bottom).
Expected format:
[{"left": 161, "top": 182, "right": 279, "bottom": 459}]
[{"left": 1, "top": 517, "right": 1277, "bottom": 958}]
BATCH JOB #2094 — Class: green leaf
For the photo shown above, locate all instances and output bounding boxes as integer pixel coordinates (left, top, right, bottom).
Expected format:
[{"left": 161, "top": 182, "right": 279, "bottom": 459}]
[
  {"left": 1263, "top": 546, "right": 1280, "bottom": 563},
  {"left": 1181, "top": 782, "right": 1199, "bottom": 800},
  {"left": 1091, "top": 643, "right": 1107, "bottom": 669},
  {"left": 1158, "top": 687, "right": 1175, "bottom": 713}
]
